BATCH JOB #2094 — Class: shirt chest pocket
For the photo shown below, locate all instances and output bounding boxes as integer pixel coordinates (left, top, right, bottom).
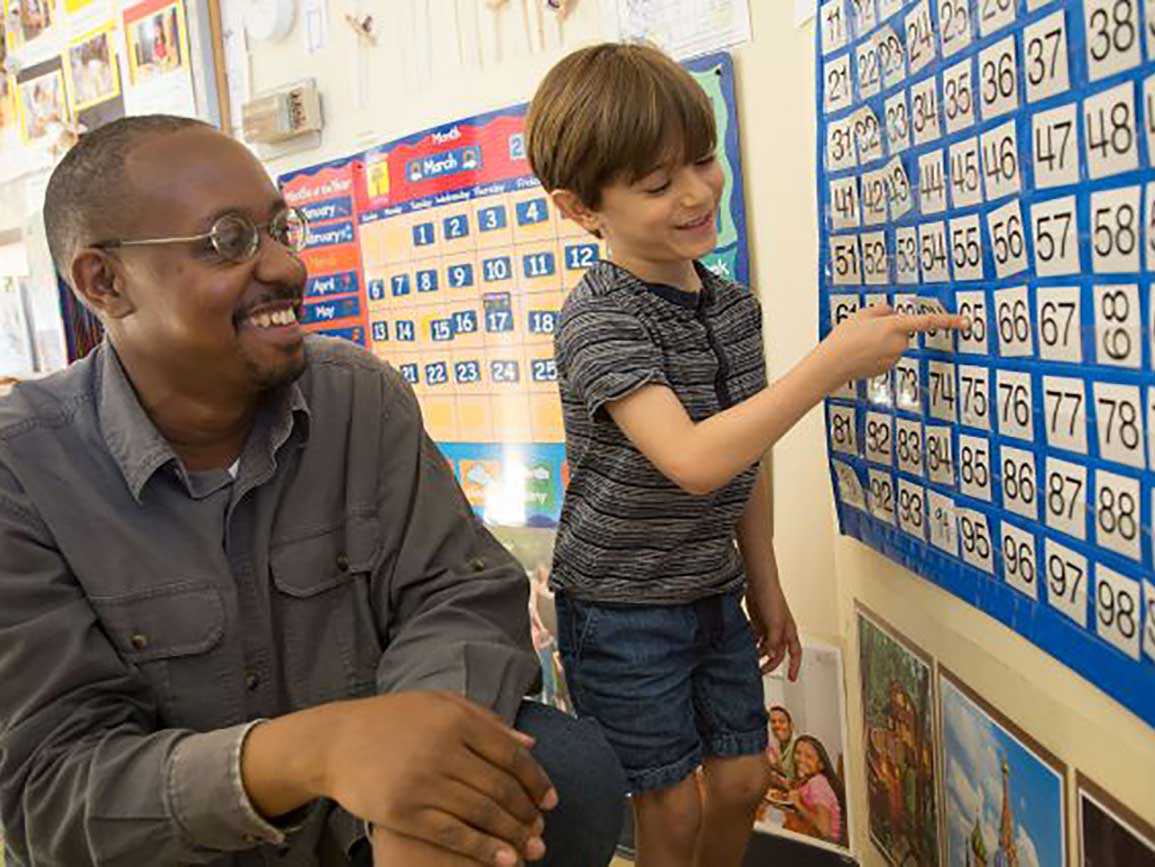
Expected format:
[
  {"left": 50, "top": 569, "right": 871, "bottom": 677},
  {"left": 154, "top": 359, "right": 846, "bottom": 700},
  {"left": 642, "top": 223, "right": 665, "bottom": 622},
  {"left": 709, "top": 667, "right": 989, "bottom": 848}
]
[
  {"left": 269, "top": 515, "right": 383, "bottom": 708},
  {"left": 91, "top": 581, "right": 230, "bottom": 728}
]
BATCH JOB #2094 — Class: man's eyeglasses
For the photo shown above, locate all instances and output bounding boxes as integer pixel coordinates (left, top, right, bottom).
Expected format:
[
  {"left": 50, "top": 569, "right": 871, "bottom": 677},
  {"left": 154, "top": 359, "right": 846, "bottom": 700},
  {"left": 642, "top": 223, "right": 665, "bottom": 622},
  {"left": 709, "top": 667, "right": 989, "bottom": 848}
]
[{"left": 92, "top": 208, "right": 310, "bottom": 264}]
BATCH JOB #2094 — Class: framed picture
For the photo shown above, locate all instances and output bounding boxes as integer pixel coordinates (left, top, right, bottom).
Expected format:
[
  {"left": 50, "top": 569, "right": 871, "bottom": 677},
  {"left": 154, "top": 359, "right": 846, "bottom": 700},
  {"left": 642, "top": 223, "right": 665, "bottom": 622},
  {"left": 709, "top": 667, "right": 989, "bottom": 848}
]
[
  {"left": 1079, "top": 775, "right": 1155, "bottom": 867},
  {"left": 12, "top": 0, "right": 54, "bottom": 43},
  {"left": 754, "top": 639, "right": 854, "bottom": 855},
  {"left": 16, "top": 56, "right": 69, "bottom": 145},
  {"left": 123, "top": 0, "right": 187, "bottom": 84},
  {"left": 0, "top": 75, "right": 16, "bottom": 131},
  {"left": 66, "top": 25, "right": 120, "bottom": 112},
  {"left": 939, "top": 669, "right": 1067, "bottom": 867},
  {"left": 857, "top": 605, "right": 941, "bottom": 867}
]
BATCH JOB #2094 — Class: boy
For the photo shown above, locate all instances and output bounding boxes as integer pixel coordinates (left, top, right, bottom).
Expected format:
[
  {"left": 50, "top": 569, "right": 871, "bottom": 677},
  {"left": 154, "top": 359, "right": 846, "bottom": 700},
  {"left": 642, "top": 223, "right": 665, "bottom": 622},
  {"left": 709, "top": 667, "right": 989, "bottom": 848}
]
[{"left": 525, "top": 43, "right": 960, "bottom": 867}]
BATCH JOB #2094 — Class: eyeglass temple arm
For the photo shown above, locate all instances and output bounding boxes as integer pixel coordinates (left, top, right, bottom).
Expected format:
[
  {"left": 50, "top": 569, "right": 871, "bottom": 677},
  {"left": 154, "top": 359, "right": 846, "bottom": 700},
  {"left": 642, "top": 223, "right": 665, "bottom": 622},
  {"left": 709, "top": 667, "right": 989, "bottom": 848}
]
[{"left": 94, "top": 231, "right": 215, "bottom": 250}]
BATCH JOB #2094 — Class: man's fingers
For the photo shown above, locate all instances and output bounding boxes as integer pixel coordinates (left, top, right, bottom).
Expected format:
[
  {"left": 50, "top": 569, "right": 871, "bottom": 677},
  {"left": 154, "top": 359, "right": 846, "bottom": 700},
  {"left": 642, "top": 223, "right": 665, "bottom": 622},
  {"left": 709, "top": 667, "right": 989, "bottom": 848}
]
[
  {"left": 441, "top": 693, "right": 538, "bottom": 750},
  {"left": 371, "top": 825, "right": 515, "bottom": 867},
  {"left": 452, "top": 748, "right": 547, "bottom": 828},
  {"left": 464, "top": 722, "right": 556, "bottom": 811},
  {"left": 403, "top": 808, "right": 528, "bottom": 867},
  {"left": 435, "top": 778, "right": 545, "bottom": 861}
]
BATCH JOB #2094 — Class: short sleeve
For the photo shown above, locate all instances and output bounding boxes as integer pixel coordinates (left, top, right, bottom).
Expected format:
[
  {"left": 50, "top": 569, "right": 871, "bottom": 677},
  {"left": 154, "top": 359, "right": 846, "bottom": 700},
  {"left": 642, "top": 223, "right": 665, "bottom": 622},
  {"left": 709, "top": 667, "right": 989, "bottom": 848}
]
[{"left": 555, "top": 295, "right": 668, "bottom": 418}]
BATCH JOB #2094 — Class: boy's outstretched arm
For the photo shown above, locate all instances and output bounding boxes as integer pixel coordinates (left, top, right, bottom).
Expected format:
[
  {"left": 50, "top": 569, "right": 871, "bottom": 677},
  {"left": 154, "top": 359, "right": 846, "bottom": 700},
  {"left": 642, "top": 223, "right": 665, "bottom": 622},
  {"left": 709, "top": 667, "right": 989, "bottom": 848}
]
[
  {"left": 606, "top": 305, "right": 963, "bottom": 495},
  {"left": 737, "top": 460, "right": 802, "bottom": 681}
]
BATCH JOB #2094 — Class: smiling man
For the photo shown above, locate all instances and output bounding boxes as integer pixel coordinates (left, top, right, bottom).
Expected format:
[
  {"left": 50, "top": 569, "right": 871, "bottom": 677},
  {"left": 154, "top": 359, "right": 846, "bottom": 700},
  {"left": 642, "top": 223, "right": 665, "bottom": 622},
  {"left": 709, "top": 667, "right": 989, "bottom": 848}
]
[{"left": 0, "top": 116, "right": 624, "bottom": 867}]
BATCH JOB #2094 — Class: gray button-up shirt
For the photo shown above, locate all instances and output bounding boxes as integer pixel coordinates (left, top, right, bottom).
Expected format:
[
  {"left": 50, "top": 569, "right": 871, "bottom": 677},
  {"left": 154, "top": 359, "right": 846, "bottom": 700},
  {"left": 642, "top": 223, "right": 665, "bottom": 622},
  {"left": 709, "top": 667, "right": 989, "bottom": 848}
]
[{"left": 0, "top": 336, "right": 540, "bottom": 866}]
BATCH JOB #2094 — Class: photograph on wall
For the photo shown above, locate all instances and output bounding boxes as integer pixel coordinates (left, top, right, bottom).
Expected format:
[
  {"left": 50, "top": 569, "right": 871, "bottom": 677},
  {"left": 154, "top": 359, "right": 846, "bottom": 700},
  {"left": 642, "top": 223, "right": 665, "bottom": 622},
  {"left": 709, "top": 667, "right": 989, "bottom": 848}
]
[
  {"left": 857, "top": 606, "right": 940, "bottom": 867},
  {"left": 0, "top": 276, "right": 34, "bottom": 374},
  {"left": 754, "top": 639, "right": 852, "bottom": 854},
  {"left": 940, "top": 670, "right": 1066, "bottom": 867},
  {"left": 66, "top": 25, "right": 119, "bottom": 111},
  {"left": 123, "top": 0, "right": 186, "bottom": 83},
  {"left": 11, "top": 0, "right": 54, "bottom": 43},
  {"left": 1079, "top": 776, "right": 1155, "bottom": 867},
  {"left": 488, "top": 524, "right": 571, "bottom": 714},
  {"left": 16, "top": 55, "right": 69, "bottom": 145},
  {"left": 0, "top": 75, "right": 16, "bottom": 130}
]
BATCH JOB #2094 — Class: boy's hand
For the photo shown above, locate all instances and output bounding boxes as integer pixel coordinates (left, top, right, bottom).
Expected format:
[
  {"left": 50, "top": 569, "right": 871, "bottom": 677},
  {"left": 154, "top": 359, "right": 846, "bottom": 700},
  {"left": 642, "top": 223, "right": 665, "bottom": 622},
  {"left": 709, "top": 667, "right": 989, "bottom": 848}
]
[
  {"left": 823, "top": 304, "right": 965, "bottom": 385},
  {"left": 746, "top": 578, "right": 802, "bottom": 680}
]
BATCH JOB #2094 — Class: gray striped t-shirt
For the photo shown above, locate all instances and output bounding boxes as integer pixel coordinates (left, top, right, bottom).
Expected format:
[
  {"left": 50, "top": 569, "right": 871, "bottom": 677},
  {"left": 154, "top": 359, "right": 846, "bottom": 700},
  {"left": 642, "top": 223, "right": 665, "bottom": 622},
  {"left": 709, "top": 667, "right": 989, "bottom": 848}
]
[{"left": 550, "top": 260, "right": 768, "bottom": 605}]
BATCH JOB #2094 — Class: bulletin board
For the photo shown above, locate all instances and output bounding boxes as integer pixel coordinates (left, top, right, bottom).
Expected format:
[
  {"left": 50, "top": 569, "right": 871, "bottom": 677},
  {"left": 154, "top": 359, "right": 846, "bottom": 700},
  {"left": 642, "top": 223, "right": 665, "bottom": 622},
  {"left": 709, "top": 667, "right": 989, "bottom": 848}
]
[
  {"left": 280, "top": 51, "right": 748, "bottom": 528},
  {"left": 815, "top": 0, "right": 1155, "bottom": 727}
]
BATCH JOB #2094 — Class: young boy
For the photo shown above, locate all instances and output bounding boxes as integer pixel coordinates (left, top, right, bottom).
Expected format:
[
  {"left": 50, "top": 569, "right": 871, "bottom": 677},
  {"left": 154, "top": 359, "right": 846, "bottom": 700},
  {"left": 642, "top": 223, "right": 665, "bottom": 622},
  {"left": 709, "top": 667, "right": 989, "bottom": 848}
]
[{"left": 525, "top": 43, "right": 960, "bottom": 867}]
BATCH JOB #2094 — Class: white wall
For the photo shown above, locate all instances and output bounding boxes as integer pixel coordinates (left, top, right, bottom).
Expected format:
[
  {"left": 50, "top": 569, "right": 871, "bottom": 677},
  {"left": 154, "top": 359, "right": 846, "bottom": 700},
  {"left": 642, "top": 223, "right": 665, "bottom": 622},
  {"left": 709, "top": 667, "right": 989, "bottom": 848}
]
[{"left": 247, "top": 2, "right": 1155, "bottom": 862}]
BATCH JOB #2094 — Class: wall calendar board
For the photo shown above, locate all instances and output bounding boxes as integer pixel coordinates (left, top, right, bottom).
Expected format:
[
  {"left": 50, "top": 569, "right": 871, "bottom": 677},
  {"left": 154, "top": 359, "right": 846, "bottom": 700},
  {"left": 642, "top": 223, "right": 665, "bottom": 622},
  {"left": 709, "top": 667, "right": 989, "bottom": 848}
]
[{"left": 816, "top": 0, "right": 1155, "bottom": 727}]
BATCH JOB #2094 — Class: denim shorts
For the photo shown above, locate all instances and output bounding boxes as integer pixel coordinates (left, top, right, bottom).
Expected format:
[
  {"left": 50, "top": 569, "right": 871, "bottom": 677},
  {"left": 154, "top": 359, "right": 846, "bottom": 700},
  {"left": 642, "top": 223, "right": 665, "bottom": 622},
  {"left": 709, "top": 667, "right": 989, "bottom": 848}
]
[{"left": 555, "top": 587, "right": 768, "bottom": 794}]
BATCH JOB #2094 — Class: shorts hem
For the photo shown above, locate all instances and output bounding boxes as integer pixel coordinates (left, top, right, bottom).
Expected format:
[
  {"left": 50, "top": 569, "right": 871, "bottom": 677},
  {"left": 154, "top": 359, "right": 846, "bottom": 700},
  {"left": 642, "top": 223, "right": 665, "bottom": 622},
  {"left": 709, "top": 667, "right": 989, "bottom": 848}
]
[
  {"left": 625, "top": 746, "right": 702, "bottom": 794},
  {"left": 705, "top": 728, "right": 768, "bottom": 758}
]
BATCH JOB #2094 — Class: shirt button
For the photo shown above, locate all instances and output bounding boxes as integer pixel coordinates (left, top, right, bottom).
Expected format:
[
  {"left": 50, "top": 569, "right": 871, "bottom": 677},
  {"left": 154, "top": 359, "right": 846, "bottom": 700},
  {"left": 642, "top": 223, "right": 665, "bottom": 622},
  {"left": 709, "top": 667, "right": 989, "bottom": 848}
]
[
  {"left": 130, "top": 633, "right": 149, "bottom": 651},
  {"left": 336, "top": 553, "right": 350, "bottom": 572},
  {"left": 245, "top": 672, "right": 261, "bottom": 691},
  {"left": 470, "top": 557, "right": 486, "bottom": 572}
]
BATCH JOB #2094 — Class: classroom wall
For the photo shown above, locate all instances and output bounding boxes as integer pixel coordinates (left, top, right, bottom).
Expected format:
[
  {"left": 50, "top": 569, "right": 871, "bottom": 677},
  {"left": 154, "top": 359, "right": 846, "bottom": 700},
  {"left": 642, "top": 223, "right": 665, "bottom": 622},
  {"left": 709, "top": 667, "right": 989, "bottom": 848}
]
[{"left": 250, "top": 2, "right": 1155, "bottom": 863}]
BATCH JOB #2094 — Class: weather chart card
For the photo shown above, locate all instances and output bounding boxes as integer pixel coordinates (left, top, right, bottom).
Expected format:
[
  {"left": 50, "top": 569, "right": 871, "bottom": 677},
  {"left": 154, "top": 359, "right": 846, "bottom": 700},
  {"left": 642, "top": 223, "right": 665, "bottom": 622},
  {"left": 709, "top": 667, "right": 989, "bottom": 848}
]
[
  {"left": 815, "top": 0, "right": 1155, "bottom": 727},
  {"left": 278, "top": 52, "right": 747, "bottom": 530}
]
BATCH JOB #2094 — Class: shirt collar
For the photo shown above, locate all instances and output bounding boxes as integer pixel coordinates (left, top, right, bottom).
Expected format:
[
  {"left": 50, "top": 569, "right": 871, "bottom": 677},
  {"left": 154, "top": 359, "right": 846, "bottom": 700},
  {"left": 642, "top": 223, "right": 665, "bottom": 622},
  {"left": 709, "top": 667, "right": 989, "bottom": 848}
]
[
  {"left": 97, "top": 340, "right": 312, "bottom": 502},
  {"left": 600, "top": 259, "right": 717, "bottom": 311}
]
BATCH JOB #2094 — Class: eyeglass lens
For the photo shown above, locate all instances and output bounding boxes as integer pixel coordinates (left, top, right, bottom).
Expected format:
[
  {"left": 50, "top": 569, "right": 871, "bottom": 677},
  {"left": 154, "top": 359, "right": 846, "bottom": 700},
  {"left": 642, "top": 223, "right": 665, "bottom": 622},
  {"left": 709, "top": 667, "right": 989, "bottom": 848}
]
[{"left": 209, "top": 209, "right": 309, "bottom": 262}]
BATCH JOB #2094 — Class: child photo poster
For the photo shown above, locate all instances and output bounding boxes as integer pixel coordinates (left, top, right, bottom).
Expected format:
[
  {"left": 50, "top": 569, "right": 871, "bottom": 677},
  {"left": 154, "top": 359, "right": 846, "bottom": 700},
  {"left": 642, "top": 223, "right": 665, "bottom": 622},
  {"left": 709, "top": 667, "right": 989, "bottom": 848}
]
[{"left": 755, "top": 638, "right": 853, "bottom": 855}]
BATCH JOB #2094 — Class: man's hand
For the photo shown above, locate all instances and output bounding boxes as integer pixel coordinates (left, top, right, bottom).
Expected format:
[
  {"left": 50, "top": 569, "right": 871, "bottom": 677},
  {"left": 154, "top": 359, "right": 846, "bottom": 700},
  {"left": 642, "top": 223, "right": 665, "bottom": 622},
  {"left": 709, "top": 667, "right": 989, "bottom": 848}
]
[
  {"left": 746, "top": 578, "right": 802, "bottom": 680},
  {"left": 371, "top": 825, "right": 524, "bottom": 867},
  {"left": 325, "top": 691, "right": 554, "bottom": 867},
  {"left": 242, "top": 691, "right": 555, "bottom": 867}
]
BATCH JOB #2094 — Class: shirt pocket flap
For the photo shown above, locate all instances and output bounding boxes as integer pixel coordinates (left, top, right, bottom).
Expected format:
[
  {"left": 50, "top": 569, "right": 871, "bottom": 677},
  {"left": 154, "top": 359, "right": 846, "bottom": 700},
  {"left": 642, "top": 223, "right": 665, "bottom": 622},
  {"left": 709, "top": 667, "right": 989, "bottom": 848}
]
[
  {"left": 92, "top": 581, "right": 225, "bottom": 663},
  {"left": 270, "top": 516, "right": 379, "bottom": 598}
]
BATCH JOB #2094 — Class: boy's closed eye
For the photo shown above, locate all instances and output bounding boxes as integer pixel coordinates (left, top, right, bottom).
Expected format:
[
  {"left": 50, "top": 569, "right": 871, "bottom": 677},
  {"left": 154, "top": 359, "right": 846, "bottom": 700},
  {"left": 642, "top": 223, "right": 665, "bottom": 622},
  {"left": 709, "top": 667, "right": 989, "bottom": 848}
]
[{"left": 640, "top": 172, "right": 672, "bottom": 195}]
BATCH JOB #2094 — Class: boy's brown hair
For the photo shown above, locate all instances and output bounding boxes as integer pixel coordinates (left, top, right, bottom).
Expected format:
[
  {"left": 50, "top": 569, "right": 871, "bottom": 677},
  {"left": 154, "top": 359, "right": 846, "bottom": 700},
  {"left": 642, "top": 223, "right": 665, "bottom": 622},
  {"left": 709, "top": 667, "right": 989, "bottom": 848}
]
[{"left": 525, "top": 42, "right": 716, "bottom": 208}]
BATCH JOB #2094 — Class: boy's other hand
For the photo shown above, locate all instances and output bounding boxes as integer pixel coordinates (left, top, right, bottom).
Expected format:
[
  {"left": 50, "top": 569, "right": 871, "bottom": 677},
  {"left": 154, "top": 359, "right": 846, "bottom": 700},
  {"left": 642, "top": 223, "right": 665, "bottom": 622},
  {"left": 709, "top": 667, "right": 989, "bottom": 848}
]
[
  {"left": 823, "top": 303, "right": 966, "bottom": 385},
  {"left": 746, "top": 579, "right": 803, "bottom": 681}
]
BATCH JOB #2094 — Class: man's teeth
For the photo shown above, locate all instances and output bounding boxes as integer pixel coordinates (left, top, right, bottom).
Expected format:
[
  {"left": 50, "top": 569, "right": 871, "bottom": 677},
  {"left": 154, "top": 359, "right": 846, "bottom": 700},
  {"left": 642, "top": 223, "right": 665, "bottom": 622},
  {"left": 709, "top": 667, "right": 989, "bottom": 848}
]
[{"left": 248, "top": 308, "right": 298, "bottom": 328}]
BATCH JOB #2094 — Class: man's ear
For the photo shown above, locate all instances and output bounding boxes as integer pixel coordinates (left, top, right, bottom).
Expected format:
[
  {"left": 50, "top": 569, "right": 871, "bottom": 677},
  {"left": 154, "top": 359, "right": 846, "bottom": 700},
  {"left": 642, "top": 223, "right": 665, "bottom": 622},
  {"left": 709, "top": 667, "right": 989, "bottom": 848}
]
[
  {"left": 549, "top": 189, "right": 604, "bottom": 239},
  {"left": 70, "top": 249, "right": 135, "bottom": 320}
]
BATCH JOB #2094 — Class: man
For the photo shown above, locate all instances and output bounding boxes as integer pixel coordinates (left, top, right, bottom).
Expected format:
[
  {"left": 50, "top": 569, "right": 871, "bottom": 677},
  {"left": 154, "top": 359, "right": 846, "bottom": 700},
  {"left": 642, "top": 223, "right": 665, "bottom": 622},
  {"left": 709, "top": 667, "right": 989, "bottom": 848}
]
[
  {"left": 767, "top": 707, "right": 798, "bottom": 788},
  {"left": 0, "top": 115, "right": 625, "bottom": 867}
]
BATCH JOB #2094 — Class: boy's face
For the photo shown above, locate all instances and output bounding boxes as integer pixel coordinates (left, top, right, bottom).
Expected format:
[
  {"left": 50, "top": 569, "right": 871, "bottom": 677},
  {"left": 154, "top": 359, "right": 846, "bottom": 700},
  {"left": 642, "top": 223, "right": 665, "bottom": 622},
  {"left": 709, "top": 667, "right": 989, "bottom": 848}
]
[{"left": 561, "top": 153, "right": 724, "bottom": 271}]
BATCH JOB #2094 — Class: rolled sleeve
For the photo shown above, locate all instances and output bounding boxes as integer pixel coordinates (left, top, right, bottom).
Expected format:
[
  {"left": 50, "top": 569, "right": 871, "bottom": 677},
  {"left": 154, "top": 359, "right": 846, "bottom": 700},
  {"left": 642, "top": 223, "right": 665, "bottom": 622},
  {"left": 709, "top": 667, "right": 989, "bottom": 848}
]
[
  {"left": 555, "top": 296, "right": 669, "bottom": 419},
  {"left": 168, "top": 722, "right": 292, "bottom": 850},
  {"left": 372, "top": 374, "right": 540, "bottom": 724}
]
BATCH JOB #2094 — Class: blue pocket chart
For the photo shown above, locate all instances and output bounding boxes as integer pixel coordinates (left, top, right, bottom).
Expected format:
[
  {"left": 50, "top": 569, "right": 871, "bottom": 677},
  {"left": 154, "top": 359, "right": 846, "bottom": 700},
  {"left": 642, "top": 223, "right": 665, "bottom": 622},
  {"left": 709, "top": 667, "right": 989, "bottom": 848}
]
[{"left": 814, "top": 0, "right": 1155, "bottom": 727}]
